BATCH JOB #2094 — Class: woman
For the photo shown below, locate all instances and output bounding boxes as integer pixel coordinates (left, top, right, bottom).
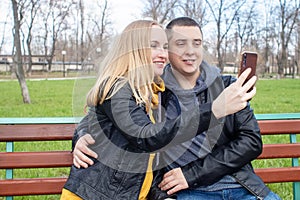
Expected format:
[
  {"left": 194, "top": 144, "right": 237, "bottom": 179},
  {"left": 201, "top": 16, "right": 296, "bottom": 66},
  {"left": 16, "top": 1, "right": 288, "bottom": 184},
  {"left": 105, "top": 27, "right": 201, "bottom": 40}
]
[{"left": 61, "top": 20, "right": 215, "bottom": 200}]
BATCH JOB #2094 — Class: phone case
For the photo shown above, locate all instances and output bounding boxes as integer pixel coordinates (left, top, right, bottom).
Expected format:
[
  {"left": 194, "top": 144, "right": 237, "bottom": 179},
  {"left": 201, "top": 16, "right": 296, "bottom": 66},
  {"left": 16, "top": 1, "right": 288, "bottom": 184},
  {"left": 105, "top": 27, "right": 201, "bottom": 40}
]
[{"left": 238, "top": 51, "right": 257, "bottom": 81}]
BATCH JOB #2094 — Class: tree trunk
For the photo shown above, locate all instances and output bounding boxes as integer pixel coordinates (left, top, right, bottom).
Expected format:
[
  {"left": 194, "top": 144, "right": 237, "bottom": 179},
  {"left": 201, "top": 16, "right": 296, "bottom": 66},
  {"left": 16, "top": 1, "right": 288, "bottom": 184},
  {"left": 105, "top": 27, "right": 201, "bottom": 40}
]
[{"left": 12, "top": 0, "right": 31, "bottom": 104}]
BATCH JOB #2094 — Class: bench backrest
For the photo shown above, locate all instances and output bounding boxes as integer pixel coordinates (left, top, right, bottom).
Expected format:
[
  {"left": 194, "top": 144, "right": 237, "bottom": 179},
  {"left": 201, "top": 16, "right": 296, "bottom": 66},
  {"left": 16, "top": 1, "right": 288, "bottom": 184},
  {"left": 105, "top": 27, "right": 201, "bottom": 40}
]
[
  {"left": 255, "top": 119, "right": 300, "bottom": 183},
  {"left": 0, "top": 118, "right": 77, "bottom": 197},
  {"left": 0, "top": 115, "right": 299, "bottom": 198}
]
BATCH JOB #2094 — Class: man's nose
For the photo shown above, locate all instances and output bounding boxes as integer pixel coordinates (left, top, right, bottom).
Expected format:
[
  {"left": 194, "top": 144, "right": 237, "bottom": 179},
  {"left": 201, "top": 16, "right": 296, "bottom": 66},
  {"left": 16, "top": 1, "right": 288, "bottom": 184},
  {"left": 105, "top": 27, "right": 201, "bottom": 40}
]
[{"left": 185, "top": 43, "right": 195, "bottom": 55}]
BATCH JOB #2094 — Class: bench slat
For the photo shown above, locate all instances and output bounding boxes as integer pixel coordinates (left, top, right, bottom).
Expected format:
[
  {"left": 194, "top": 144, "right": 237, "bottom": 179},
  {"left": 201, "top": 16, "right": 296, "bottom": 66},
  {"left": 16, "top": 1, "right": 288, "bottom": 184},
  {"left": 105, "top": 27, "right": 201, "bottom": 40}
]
[
  {"left": 0, "top": 124, "right": 74, "bottom": 141},
  {"left": 4, "top": 144, "right": 298, "bottom": 169},
  {"left": 255, "top": 167, "right": 300, "bottom": 183},
  {"left": 0, "top": 151, "right": 73, "bottom": 169},
  {"left": 0, "top": 178, "right": 67, "bottom": 196},
  {"left": 258, "top": 143, "right": 300, "bottom": 159},
  {"left": 0, "top": 117, "right": 299, "bottom": 197},
  {"left": 258, "top": 120, "right": 300, "bottom": 135}
]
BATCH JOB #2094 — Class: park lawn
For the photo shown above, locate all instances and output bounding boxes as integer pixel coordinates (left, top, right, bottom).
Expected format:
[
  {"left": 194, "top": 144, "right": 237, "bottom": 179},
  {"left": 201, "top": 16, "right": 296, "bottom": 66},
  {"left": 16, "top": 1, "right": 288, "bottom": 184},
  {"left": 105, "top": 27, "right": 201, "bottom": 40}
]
[
  {"left": 0, "top": 78, "right": 299, "bottom": 200},
  {"left": 0, "top": 79, "right": 75, "bottom": 117},
  {"left": 0, "top": 78, "right": 299, "bottom": 117},
  {"left": 251, "top": 78, "right": 300, "bottom": 113}
]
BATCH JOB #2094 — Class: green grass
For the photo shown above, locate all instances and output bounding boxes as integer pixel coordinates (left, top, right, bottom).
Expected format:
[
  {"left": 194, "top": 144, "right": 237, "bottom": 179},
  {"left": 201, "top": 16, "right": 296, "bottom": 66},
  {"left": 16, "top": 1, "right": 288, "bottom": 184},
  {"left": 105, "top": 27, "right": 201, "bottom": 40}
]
[
  {"left": 0, "top": 78, "right": 299, "bottom": 200},
  {"left": 251, "top": 79, "right": 300, "bottom": 113},
  {"left": 0, "top": 79, "right": 74, "bottom": 117}
]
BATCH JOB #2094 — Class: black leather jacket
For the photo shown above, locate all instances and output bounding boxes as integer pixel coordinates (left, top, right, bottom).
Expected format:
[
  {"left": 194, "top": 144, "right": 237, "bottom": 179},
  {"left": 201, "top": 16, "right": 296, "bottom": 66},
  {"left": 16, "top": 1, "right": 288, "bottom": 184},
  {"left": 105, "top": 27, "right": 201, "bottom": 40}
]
[
  {"left": 148, "top": 75, "right": 270, "bottom": 200},
  {"left": 64, "top": 83, "right": 218, "bottom": 200}
]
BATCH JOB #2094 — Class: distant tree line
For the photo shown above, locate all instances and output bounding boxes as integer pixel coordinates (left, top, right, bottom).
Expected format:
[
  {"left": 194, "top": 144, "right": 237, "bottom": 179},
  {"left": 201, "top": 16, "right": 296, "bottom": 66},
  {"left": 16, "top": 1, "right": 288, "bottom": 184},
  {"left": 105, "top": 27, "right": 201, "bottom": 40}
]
[{"left": 2, "top": 0, "right": 299, "bottom": 103}]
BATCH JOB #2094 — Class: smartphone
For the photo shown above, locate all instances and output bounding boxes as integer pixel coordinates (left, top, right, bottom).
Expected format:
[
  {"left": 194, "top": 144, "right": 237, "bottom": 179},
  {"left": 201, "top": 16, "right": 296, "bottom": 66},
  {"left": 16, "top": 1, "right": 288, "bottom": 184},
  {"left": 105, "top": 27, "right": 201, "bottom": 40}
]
[{"left": 238, "top": 51, "right": 257, "bottom": 86}]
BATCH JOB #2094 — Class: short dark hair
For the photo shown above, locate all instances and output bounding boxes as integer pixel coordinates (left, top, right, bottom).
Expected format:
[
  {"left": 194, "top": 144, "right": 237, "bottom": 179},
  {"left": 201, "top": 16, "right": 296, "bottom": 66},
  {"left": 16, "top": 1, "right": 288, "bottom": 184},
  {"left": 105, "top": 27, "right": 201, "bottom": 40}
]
[{"left": 166, "top": 17, "right": 203, "bottom": 36}]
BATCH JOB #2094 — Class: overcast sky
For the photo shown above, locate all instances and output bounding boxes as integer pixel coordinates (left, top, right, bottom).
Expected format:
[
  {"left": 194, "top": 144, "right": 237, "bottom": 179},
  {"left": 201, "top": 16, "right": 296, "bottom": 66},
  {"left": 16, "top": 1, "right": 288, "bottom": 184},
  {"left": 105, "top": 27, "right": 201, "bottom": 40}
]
[
  {"left": 109, "top": 0, "right": 143, "bottom": 32},
  {"left": 85, "top": 0, "right": 144, "bottom": 33}
]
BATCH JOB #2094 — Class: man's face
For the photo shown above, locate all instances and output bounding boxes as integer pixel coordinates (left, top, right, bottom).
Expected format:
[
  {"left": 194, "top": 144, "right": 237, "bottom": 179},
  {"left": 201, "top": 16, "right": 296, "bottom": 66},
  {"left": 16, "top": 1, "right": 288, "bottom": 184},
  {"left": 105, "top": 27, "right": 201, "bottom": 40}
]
[{"left": 168, "top": 26, "right": 203, "bottom": 77}]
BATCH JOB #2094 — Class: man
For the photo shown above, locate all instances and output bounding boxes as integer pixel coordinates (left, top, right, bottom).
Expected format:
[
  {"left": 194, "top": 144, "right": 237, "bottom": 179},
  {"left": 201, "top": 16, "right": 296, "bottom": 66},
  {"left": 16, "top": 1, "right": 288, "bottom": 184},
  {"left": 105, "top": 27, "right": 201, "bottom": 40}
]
[
  {"left": 147, "top": 17, "right": 280, "bottom": 200},
  {"left": 71, "top": 17, "right": 280, "bottom": 200}
]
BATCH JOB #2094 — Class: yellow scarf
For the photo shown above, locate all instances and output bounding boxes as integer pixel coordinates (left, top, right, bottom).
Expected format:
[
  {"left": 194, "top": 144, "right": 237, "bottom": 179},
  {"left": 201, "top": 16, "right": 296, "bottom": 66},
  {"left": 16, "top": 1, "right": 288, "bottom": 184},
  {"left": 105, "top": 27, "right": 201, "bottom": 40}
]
[
  {"left": 139, "top": 77, "right": 165, "bottom": 200},
  {"left": 148, "top": 77, "right": 165, "bottom": 122},
  {"left": 151, "top": 76, "right": 165, "bottom": 107}
]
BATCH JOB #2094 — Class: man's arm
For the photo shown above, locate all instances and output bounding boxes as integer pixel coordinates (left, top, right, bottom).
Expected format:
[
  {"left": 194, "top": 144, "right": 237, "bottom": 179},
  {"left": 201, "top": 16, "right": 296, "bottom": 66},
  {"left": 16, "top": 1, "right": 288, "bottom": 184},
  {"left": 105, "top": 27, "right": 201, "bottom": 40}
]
[
  {"left": 159, "top": 106, "right": 262, "bottom": 195},
  {"left": 72, "top": 115, "right": 98, "bottom": 168},
  {"left": 158, "top": 70, "right": 259, "bottom": 195},
  {"left": 183, "top": 109, "right": 262, "bottom": 187}
]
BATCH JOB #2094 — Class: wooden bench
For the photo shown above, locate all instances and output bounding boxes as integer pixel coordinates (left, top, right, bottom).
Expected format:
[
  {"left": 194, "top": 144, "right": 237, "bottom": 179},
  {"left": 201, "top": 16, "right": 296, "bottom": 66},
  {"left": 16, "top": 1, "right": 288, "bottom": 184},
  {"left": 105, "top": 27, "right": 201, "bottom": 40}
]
[
  {"left": 0, "top": 118, "right": 78, "bottom": 199},
  {"left": 254, "top": 113, "right": 300, "bottom": 200},
  {"left": 0, "top": 114, "right": 300, "bottom": 199}
]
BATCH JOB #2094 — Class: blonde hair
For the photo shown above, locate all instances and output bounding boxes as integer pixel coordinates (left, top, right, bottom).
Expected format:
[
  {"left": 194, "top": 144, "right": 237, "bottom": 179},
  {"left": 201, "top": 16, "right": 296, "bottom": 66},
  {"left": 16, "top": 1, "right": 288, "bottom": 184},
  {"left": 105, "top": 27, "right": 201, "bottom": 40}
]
[{"left": 87, "top": 20, "right": 161, "bottom": 107}]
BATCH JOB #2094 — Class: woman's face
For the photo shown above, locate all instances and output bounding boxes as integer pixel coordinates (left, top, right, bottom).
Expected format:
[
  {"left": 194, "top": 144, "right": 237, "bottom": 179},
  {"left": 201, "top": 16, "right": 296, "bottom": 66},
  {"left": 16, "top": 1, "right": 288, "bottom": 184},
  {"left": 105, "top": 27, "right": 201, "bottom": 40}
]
[{"left": 150, "top": 25, "right": 168, "bottom": 76}]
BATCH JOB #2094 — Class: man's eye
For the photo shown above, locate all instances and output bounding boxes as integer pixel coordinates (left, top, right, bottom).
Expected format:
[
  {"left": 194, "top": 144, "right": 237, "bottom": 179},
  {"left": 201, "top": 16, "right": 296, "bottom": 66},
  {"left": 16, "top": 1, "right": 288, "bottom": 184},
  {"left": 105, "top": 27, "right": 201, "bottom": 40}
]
[
  {"left": 151, "top": 44, "right": 158, "bottom": 48},
  {"left": 176, "top": 42, "right": 184, "bottom": 46},
  {"left": 194, "top": 40, "right": 202, "bottom": 46}
]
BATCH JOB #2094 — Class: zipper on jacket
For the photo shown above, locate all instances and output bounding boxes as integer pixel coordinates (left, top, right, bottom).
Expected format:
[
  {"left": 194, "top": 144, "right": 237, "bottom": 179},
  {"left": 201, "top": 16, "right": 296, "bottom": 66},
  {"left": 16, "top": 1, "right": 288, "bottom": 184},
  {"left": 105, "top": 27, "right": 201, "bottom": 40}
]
[{"left": 231, "top": 175, "right": 264, "bottom": 200}]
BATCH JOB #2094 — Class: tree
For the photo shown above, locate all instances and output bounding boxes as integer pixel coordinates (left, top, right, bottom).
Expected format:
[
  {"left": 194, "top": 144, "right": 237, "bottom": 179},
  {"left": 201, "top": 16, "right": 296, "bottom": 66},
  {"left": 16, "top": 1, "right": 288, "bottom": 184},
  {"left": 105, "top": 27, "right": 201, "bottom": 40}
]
[
  {"left": 0, "top": 15, "right": 10, "bottom": 54},
  {"left": 79, "top": 0, "right": 84, "bottom": 66},
  {"left": 11, "top": 0, "right": 31, "bottom": 103},
  {"left": 85, "top": 0, "right": 112, "bottom": 60},
  {"left": 235, "top": 2, "right": 259, "bottom": 53},
  {"left": 179, "top": 0, "right": 208, "bottom": 27},
  {"left": 259, "top": 0, "right": 277, "bottom": 75},
  {"left": 142, "top": 0, "right": 179, "bottom": 25},
  {"left": 204, "top": 0, "right": 247, "bottom": 70},
  {"left": 40, "top": 0, "right": 74, "bottom": 71},
  {"left": 23, "top": 0, "right": 40, "bottom": 75},
  {"left": 296, "top": 19, "right": 300, "bottom": 76},
  {"left": 277, "top": 0, "right": 300, "bottom": 77}
]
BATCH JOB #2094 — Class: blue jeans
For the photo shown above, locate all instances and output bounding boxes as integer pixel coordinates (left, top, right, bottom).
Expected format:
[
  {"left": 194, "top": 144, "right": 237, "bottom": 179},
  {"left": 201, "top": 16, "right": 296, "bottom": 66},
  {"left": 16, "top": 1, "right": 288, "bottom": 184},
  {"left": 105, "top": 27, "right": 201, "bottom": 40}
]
[{"left": 176, "top": 188, "right": 281, "bottom": 200}]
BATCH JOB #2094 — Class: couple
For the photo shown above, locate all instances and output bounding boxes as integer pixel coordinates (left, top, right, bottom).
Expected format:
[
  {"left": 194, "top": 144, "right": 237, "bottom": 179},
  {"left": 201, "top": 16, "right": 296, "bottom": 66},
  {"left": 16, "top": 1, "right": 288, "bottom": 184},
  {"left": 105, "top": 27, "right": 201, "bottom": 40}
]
[{"left": 61, "top": 17, "right": 280, "bottom": 200}]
